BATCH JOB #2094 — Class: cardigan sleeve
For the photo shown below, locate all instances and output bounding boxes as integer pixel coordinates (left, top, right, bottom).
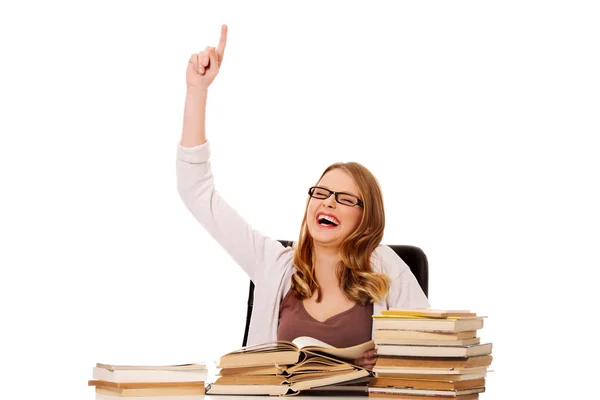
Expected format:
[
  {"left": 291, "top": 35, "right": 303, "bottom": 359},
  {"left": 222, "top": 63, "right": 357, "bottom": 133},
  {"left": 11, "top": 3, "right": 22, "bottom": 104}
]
[
  {"left": 379, "top": 245, "right": 430, "bottom": 309},
  {"left": 388, "top": 271, "right": 431, "bottom": 309},
  {"left": 176, "top": 140, "right": 285, "bottom": 282}
]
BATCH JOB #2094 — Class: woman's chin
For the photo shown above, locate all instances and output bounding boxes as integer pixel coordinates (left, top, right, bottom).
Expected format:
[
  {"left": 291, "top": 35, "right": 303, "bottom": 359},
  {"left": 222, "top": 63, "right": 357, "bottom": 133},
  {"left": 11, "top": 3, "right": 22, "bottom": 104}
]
[{"left": 309, "top": 225, "right": 343, "bottom": 246}]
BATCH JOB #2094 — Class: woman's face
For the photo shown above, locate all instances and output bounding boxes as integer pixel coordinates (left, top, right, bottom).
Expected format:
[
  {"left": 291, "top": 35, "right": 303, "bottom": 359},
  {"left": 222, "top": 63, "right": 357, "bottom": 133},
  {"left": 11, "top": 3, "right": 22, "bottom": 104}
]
[{"left": 307, "top": 169, "right": 364, "bottom": 248}]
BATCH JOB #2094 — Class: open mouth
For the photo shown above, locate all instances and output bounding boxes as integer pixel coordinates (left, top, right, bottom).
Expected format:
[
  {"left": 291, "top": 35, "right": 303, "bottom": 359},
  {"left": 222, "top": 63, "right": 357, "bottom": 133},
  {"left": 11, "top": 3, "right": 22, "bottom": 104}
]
[{"left": 316, "top": 213, "right": 340, "bottom": 228}]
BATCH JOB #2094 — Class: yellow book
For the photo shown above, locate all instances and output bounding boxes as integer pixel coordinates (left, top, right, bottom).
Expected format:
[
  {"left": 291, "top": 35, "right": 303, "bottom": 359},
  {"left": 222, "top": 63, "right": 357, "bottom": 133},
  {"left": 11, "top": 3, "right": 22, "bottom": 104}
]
[{"left": 380, "top": 309, "right": 477, "bottom": 319}]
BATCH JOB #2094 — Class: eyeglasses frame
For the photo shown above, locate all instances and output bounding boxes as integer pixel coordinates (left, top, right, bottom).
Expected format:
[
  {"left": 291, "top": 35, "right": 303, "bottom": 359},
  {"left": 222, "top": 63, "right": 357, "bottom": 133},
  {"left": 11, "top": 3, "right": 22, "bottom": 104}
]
[{"left": 308, "top": 186, "right": 364, "bottom": 208}]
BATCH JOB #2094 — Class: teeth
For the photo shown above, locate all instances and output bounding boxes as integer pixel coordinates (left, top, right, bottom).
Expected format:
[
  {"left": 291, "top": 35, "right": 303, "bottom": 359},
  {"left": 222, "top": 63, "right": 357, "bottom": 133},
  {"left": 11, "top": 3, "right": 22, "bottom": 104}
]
[{"left": 318, "top": 215, "right": 340, "bottom": 226}]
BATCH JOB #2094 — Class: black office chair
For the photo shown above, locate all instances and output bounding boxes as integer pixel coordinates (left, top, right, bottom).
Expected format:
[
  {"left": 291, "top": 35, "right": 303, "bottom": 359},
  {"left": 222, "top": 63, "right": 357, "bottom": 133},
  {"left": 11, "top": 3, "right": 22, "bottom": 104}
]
[{"left": 242, "top": 240, "right": 429, "bottom": 347}]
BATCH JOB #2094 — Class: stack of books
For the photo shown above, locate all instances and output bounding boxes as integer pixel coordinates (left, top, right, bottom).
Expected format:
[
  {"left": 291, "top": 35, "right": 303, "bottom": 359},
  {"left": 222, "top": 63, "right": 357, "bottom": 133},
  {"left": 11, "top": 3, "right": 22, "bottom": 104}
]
[
  {"left": 88, "top": 362, "right": 208, "bottom": 399},
  {"left": 369, "top": 309, "right": 493, "bottom": 399},
  {"left": 206, "top": 336, "right": 372, "bottom": 396}
]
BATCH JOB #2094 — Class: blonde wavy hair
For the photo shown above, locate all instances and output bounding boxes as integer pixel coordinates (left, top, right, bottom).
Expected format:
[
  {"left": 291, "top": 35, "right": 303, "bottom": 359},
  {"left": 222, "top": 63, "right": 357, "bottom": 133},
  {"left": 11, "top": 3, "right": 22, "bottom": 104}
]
[{"left": 291, "top": 162, "right": 390, "bottom": 305}]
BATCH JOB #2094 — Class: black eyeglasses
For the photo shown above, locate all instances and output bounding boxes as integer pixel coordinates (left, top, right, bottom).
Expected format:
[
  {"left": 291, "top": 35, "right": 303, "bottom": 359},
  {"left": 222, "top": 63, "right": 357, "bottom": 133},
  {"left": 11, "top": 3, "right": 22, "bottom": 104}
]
[{"left": 308, "top": 186, "right": 364, "bottom": 207}]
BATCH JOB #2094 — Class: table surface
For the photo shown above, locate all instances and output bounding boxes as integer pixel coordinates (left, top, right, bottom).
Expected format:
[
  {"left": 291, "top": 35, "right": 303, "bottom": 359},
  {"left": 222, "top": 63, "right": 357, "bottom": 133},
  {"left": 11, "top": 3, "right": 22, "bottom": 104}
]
[
  {"left": 95, "top": 396, "right": 365, "bottom": 400},
  {"left": 199, "top": 388, "right": 368, "bottom": 399},
  {"left": 201, "top": 396, "right": 364, "bottom": 399}
]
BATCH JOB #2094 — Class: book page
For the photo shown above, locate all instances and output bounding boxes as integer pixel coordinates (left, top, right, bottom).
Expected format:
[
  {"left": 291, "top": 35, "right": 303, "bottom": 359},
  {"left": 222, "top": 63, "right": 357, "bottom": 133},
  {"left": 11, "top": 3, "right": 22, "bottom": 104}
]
[
  {"left": 292, "top": 336, "right": 333, "bottom": 350},
  {"left": 292, "top": 336, "right": 374, "bottom": 360},
  {"left": 226, "top": 341, "right": 295, "bottom": 355}
]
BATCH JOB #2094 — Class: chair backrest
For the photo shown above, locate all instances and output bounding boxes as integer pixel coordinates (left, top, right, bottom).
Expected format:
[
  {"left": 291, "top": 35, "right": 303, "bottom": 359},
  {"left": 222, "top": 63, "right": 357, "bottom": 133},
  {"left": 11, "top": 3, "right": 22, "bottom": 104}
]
[{"left": 242, "top": 240, "right": 429, "bottom": 346}]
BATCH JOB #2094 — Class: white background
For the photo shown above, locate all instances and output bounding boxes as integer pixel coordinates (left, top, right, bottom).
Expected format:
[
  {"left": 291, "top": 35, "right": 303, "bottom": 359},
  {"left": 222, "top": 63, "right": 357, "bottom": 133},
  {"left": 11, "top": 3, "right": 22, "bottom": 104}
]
[{"left": 1, "top": 1, "right": 598, "bottom": 399}]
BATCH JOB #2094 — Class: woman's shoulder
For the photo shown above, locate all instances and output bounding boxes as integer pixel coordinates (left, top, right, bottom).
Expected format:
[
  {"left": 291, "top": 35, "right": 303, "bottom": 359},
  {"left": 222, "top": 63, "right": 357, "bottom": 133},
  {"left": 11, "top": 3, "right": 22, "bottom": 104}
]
[
  {"left": 265, "top": 241, "right": 295, "bottom": 269},
  {"left": 256, "top": 241, "right": 296, "bottom": 280},
  {"left": 371, "top": 244, "right": 410, "bottom": 278}
]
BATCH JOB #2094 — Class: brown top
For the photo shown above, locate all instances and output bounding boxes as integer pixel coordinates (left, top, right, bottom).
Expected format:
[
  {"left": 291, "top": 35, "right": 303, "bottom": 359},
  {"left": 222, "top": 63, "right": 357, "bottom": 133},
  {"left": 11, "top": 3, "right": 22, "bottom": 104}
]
[{"left": 277, "top": 289, "right": 373, "bottom": 349}]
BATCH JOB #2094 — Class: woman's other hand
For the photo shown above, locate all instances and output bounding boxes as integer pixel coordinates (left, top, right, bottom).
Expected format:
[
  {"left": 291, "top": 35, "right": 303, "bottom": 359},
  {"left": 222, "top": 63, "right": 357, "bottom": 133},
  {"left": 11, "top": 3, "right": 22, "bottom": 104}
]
[
  {"left": 354, "top": 348, "right": 377, "bottom": 370},
  {"left": 187, "top": 24, "right": 227, "bottom": 91}
]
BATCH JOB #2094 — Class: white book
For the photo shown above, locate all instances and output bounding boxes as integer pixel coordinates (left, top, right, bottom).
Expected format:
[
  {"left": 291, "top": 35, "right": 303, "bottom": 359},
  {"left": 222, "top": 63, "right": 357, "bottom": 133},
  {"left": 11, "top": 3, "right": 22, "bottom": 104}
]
[
  {"left": 369, "top": 386, "right": 485, "bottom": 396},
  {"left": 372, "top": 366, "right": 489, "bottom": 375},
  {"left": 376, "top": 342, "right": 492, "bottom": 358},
  {"left": 96, "top": 395, "right": 204, "bottom": 400},
  {"left": 93, "top": 363, "right": 207, "bottom": 383}
]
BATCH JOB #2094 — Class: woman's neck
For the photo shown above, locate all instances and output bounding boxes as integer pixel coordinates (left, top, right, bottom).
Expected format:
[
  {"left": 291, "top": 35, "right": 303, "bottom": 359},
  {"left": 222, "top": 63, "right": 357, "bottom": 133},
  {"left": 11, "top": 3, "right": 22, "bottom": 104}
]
[{"left": 313, "top": 244, "right": 341, "bottom": 289}]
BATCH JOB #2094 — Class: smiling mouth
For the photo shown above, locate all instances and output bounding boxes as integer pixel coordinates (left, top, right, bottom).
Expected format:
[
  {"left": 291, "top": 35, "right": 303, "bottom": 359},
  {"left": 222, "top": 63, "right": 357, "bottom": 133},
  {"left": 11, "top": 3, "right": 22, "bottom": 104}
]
[{"left": 317, "top": 214, "right": 340, "bottom": 227}]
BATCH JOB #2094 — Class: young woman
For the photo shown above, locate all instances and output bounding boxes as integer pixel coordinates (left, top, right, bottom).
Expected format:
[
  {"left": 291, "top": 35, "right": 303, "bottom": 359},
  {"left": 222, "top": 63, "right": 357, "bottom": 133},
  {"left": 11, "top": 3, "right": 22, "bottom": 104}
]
[{"left": 176, "top": 25, "right": 429, "bottom": 370}]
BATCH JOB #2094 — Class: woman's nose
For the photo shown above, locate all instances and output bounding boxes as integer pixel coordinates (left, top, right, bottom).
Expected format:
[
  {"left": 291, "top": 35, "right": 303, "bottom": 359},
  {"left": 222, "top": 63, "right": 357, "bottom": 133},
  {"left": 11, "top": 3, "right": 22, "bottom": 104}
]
[{"left": 322, "top": 195, "right": 337, "bottom": 208}]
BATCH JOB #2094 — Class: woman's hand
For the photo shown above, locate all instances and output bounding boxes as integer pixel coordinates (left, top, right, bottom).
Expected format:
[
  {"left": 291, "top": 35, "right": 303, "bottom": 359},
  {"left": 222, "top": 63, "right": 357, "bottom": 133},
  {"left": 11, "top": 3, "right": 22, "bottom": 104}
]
[
  {"left": 186, "top": 24, "right": 228, "bottom": 91},
  {"left": 353, "top": 348, "right": 377, "bottom": 370}
]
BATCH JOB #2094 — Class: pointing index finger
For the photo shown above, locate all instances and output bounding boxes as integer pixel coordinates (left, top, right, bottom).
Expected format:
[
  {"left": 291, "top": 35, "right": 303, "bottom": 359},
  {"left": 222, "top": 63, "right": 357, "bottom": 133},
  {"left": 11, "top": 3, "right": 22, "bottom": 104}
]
[{"left": 217, "top": 24, "right": 228, "bottom": 57}]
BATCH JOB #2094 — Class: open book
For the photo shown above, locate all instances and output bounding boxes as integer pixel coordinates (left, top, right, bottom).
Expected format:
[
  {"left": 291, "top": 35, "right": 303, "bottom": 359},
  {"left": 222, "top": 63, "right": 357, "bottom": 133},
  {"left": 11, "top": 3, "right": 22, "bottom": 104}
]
[
  {"left": 208, "top": 337, "right": 373, "bottom": 396},
  {"left": 216, "top": 336, "right": 373, "bottom": 369}
]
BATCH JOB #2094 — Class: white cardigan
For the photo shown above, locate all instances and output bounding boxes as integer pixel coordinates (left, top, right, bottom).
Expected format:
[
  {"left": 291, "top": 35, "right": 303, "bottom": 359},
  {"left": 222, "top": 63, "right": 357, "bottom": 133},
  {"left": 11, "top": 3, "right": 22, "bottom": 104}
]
[{"left": 176, "top": 140, "right": 430, "bottom": 346}]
